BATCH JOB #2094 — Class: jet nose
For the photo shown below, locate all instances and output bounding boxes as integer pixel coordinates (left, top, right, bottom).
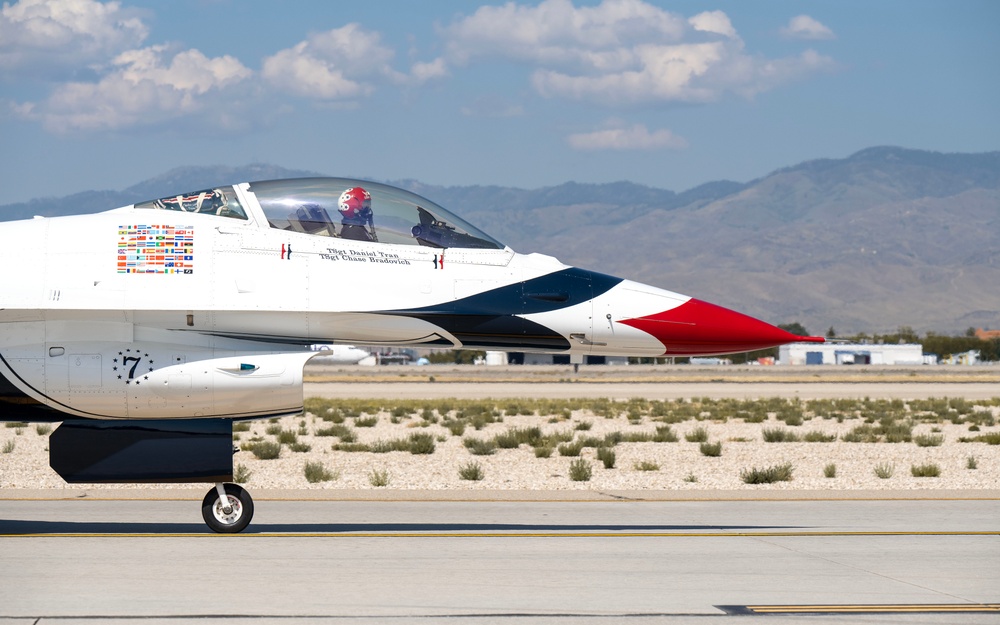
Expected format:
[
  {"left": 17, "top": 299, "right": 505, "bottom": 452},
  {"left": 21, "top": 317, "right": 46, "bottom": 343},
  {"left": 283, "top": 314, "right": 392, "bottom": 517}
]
[{"left": 619, "top": 298, "right": 825, "bottom": 356}]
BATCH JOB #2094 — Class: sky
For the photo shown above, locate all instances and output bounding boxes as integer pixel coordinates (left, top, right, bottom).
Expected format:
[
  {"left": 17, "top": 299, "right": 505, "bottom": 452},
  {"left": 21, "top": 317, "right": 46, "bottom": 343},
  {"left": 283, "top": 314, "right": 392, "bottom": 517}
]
[{"left": 0, "top": 0, "right": 997, "bottom": 205}]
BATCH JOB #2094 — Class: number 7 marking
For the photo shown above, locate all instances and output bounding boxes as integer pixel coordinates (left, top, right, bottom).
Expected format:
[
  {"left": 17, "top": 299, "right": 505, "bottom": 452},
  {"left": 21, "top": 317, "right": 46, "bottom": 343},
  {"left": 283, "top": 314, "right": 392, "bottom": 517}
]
[{"left": 123, "top": 356, "right": 142, "bottom": 379}]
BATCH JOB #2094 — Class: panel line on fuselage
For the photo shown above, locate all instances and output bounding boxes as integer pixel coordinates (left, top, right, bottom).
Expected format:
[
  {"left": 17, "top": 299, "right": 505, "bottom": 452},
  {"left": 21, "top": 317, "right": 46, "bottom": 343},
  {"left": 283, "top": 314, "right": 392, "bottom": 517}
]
[{"left": 0, "top": 351, "right": 107, "bottom": 420}]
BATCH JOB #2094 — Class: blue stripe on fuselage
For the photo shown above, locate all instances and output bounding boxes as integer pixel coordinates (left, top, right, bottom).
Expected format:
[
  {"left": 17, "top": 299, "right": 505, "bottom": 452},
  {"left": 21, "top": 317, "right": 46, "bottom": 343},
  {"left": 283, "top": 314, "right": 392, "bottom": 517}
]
[{"left": 377, "top": 268, "right": 623, "bottom": 351}]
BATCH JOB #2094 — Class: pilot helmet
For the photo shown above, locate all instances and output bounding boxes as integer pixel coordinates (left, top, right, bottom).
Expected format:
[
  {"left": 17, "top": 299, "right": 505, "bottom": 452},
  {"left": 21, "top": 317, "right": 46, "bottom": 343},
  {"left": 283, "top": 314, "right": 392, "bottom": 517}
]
[{"left": 338, "top": 187, "right": 371, "bottom": 224}]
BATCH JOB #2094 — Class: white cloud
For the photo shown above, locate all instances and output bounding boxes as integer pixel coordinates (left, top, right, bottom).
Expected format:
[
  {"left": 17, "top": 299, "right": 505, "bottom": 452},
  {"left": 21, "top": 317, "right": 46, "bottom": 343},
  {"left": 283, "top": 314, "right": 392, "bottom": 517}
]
[
  {"left": 20, "top": 45, "right": 251, "bottom": 132},
  {"left": 10, "top": 16, "right": 444, "bottom": 134},
  {"left": 688, "top": 10, "right": 736, "bottom": 39},
  {"left": 567, "top": 123, "right": 687, "bottom": 151},
  {"left": 441, "top": 0, "right": 835, "bottom": 105},
  {"left": 262, "top": 23, "right": 441, "bottom": 99},
  {"left": 262, "top": 42, "right": 370, "bottom": 100},
  {"left": 0, "top": 0, "right": 147, "bottom": 75},
  {"left": 443, "top": 0, "right": 686, "bottom": 69},
  {"left": 409, "top": 57, "right": 448, "bottom": 83},
  {"left": 781, "top": 15, "right": 835, "bottom": 40}
]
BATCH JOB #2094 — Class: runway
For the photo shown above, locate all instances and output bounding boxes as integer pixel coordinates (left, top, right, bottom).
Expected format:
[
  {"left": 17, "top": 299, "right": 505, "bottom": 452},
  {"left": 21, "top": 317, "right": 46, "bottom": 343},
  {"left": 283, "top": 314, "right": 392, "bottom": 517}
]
[
  {"left": 305, "top": 380, "right": 1000, "bottom": 400},
  {"left": 1, "top": 499, "right": 997, "bottom": 624}
]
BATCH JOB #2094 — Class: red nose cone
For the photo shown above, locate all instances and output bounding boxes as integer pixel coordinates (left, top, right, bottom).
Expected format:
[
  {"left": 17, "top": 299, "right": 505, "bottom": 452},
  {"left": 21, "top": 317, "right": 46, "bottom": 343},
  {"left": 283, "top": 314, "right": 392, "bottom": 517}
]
[{"left": 619, "top": 298, "right": 825, "bottom": 356}]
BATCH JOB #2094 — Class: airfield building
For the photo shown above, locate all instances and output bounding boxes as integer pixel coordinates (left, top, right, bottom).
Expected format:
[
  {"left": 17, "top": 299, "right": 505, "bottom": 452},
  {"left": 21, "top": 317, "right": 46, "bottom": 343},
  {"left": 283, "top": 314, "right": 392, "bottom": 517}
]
[{"left": 778, "top": 342, "right": 925, "bottom": 365}]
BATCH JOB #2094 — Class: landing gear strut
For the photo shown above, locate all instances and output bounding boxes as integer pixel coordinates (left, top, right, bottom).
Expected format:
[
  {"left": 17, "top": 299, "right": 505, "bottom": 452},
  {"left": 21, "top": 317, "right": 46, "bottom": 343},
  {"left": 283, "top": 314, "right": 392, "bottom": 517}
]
[{"left": 201, "top": 483, "right": 254, "bottom": 533}]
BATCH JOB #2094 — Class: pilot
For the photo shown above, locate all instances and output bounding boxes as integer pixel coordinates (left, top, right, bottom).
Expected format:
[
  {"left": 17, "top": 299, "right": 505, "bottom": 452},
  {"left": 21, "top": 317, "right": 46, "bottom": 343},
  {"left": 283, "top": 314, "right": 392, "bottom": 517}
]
[{"left": 338, "top": 186, "right": 376, "bottom": 241}]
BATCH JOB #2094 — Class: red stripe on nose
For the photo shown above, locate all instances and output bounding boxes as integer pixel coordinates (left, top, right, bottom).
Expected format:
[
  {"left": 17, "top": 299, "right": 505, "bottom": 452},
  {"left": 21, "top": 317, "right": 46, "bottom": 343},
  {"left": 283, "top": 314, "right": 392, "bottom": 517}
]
[{"left": 619, "top": 298, "right": 824, "bottom": 356}]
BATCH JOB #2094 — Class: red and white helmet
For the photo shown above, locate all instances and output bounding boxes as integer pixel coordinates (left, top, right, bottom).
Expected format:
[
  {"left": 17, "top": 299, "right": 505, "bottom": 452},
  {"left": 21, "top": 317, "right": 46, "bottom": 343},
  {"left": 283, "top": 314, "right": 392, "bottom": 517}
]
[{"left": 338, "top": 186, "right": 371, "bottom": 220}]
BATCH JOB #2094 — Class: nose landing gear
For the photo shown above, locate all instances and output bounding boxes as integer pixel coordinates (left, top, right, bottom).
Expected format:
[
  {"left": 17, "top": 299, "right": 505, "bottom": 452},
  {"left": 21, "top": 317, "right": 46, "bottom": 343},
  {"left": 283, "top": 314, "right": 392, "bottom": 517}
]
[{"left": 202, "top": 483, "right": 254, "bottom": 533}]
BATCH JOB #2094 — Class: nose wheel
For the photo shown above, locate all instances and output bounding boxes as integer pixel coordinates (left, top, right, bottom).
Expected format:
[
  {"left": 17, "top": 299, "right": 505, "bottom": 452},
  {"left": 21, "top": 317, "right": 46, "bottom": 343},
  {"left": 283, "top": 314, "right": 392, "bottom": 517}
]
[{"left": 201, "top": 483, "right": 254, "bottom": 533}]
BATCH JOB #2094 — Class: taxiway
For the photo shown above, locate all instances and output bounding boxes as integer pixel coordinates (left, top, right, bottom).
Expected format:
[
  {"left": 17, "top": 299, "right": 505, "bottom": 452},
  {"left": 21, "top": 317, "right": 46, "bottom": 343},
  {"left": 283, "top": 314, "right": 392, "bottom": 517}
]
[{"left": 1, "top": 498, "right": 997, "bottom": 624}]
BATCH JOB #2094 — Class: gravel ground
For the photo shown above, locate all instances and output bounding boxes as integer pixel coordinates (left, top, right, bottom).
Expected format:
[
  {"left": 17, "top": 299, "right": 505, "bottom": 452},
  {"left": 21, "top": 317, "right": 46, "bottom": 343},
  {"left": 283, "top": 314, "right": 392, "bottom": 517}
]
[{"left": 2, "top": 403, "right": 998, "bottom": 493}]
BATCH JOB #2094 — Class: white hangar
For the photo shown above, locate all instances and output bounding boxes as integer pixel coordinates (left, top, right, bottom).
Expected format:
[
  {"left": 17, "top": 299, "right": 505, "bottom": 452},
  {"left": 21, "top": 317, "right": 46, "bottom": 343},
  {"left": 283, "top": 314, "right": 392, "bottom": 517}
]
[{"left": 779, "top": 342, "right": 925, "bottom": 365}]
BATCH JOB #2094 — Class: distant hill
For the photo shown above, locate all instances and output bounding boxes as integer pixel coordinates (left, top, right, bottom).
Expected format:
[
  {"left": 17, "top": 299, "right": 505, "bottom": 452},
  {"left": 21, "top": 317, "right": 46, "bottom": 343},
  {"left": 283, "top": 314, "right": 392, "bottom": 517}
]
[
  {"left": 2, "top": 147, "right": 997, "bottom": 334},
  {"left": 0, "top": 164, "right": 323, "bottom": 221}
]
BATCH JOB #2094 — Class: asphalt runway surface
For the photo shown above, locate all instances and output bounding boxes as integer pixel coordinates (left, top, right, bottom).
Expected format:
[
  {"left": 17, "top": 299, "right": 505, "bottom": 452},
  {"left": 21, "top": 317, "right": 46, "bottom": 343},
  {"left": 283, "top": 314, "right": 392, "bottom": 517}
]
[
  {"left": 1, "top": 498, "right": 997, "bottom": 624},
  {"left": 305, "top": 381, "right": 1000, "bottom": 400}
]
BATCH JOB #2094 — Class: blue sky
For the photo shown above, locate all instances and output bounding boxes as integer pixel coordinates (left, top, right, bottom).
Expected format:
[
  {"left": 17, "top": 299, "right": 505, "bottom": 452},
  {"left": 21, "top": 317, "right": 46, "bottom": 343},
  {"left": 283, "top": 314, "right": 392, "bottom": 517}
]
[{"left": 1, "top": 0, "right": 997, "bottom": 205}]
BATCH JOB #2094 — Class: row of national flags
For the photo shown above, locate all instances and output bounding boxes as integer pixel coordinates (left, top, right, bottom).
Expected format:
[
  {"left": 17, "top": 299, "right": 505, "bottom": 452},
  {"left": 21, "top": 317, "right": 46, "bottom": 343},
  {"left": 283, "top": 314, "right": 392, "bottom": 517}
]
[{"left": 117, "top": 225, "right": 194, "bottom": 274}]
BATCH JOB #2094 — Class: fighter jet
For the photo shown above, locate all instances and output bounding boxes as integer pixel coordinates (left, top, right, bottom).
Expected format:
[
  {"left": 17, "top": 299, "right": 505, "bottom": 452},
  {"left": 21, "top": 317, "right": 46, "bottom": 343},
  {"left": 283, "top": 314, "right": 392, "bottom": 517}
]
[{"left": 0, "top": 177, "right": 823, "bottom": 532}]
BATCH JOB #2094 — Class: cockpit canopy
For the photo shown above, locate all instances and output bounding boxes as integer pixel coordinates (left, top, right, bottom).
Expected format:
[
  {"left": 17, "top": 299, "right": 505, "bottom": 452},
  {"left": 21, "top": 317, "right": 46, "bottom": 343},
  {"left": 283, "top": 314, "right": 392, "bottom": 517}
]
[
  {"left": 135, "top": 187, "right": 248, "bottom": 220},
  {"left": 252, "top": 178, "right": 503, "bottom": 250},
  {"left": 133, "top": 177, "right": 504, "bottom": 250}
]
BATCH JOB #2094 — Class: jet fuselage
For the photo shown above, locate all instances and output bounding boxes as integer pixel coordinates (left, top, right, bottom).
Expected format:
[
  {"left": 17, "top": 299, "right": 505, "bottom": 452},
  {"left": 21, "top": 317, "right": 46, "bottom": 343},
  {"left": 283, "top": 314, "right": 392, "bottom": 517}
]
[{"left": 0, "top": 177, "right": 819, "bottom": 423}]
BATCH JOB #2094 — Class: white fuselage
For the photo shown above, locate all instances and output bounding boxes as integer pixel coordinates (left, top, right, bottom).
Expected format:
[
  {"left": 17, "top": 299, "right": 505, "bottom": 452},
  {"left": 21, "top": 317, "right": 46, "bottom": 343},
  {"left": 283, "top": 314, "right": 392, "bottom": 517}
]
[{"left": 0, "top": 182, "right": 684, "bottom": 420}]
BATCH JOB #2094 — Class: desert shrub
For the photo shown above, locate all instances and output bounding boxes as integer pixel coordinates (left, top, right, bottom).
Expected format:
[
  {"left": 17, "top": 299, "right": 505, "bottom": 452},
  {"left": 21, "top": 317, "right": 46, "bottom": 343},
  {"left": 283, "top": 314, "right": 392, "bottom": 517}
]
[
  {"left": 249, "top": 440, "right": 280, "bottom": 460},
  {"left": 653, "top": 425, "right": 678, "bottom": 442},
  {"left": 233, "top": 463, "right": 252, "bottom": 484},
  {"left": 355, "top": 415, "right": 379, "bottom": 427},
  {"left": 232, "top": 422, "right": 251, "bottom": 432},
  {"left": 619, "top": 432, "right": 654, "bottom": 443},
  {"left": 842, "top": 424, "right": 880, "bottom": 443},
  {"left": 317, "top": 424, "right": 357, "bottom": 443},
  {"left": 967, "top": 455, "right": 978, "bottom": 469},
  {"left": 602, "top": 431, "right": 624, "bottom": 446},
  {"left": 534, "top": 446, "right": 554, "bottom": 458},
  {"left": 288, "top": 442, "right": 312, "bottom": 453},
  {"left": 958, "top": 432, "right": 1000, "bottom": 445},
  {"left": 277, "top": 430, "right": 298, "bottom": 445},
  {"left": 633, "top": 460, "right": 659, "bottom": 471},
  {"left": 265, "top": 424, "right": 282, "bottom": 435},
  {"left": 368, "top": 468, "right": 390, "bottom": 487},
  {"left": 740, "top": 463, "right": 793, "bottom": 484},
  {"left": 557, "top": 441, "right": 584, "bottom": 457},
  {"left": 463, "top": 437, "right": 496, "bottom": 456},
  {"left": 881, "top": 420, "right": 913, "bottom": 443},
  {"left": 569, "top": 458, "right": 592, "bottom": 482},
  {"left": 803, "top": 431, "right": 837, "bottom": 443},
  {"left": 762, "top": 428, "right": 800, "bottom": 443},
  {"left": 502, "top": 400, "right": 535, "bottom": 416},
  {"left": 685, "top": 427, "right": 709, "bottom": 443},
  {"left": 443, "top": 420, "right": 466, "bottom": 436},
  {"left": 370, "top": 438, "right": 412, "bottom": 453},
  {"left": 823, "top": 463, "right": 837, "bottom": 478},
  {"left": 699, "top": 441, "right": 722, "bottom": 457},
  {"left": 914, "top": 434, "right": 944, "bottom": 447},
  {"left": 332, "top": 443, "right": 370, "bottom": 452},
  {"left": 911, "top": 463, "right": 941, "bottom": 478},
  {"left": 408, "top": 432, "right": 436, "bottom": 455},
  {"left": 538, "top": 430, "right": 574, "bottom": 447},
  {"left": 458, "top": 461, "right": 485, "bottom": 481},
  {"left": 779, "top": 411, "right": 804, "bottom": 427},
  {"left": 597, "top": 447, "right": 616, "bottom": 469},
  {"left": 304, "top": 461, "right": 337, "bottom": 483},
  {"left": 494, "top": 427, "right": 542, "bottom": 449},
  {"left": 873, "top": 462, "right": 895, "bottom": 479},
  {"left": 35, "top": 424, "right": 52, "bottom": 436},
  {"left": 2, "top": 439, "right": 15, "bottom": 454}
]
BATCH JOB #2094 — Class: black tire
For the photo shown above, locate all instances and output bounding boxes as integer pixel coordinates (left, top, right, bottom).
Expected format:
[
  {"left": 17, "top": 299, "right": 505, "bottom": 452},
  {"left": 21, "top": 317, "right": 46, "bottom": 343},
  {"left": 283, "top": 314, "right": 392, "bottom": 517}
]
[{"left": 201, "top": 483, "right": 254, "bottom": 533}]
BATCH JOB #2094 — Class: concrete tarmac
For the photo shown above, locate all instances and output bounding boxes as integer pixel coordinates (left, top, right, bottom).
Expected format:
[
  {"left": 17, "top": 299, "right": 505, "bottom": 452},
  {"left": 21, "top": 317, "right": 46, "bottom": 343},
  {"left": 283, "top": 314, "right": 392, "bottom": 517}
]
[{"left": 1, "top": 498, "right": 998, "bottom": 624}]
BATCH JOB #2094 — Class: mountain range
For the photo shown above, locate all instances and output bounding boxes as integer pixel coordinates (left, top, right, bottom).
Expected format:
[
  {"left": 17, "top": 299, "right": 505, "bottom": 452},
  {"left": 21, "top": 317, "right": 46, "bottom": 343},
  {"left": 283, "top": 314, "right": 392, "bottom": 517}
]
[{"left": 2, "top": 147, "right": 997, "bottom": 335}]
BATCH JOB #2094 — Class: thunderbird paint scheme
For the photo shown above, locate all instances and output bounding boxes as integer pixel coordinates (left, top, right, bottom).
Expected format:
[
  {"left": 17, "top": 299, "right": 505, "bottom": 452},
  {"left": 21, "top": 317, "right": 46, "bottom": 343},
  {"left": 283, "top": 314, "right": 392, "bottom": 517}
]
[{"left": 0, "top": 177, "right": 822, "bottom": 531}]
